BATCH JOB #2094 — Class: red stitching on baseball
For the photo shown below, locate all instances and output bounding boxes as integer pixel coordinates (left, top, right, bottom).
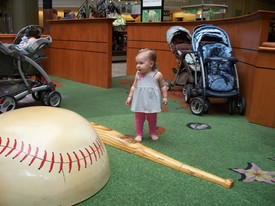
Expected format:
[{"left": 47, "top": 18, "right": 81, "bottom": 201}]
[
  {"left": 73, "top": 151, "right": 81, "bottom": 171},
  {"left": 89, "top": 145, "right": 97, "bottom": 161},
  {"left": 20, "top": 144, "right": 31, "bottom": 162},
  {"left": 0, "top": 137, "right": 106, "bottom": 173},
  {"left": 29, "top": 147, "right": 39, "bottom": 166},
  {"left": 5, "top": 139, "right": 17, "bottom": 157},
  {"left": 38, "top": 150, "right": 47, "bottom": 170},
  {"left": 59, "top": 153, "right": 63, "bottom": 173},
  {"left": 94, "top": 142, "right": 101, "bottom": 159},
  {"left": 96, "top": 137, "right": 104, "bottom": 152},
  {"left": 13, "top": 141, "right": 24, "bottom": 159},
  {"left": 49, "top": 152, "right": 55, "bottom": 172},
  {"left": 79, "top": 150, "right": 87, "bottom": 168},
  {"left": 96, "top": 138, "right": 104, "bottom": 156},
  {"left": 85, "top": 148, "right": 93, "bottom": 165},
  {"left": 0, "top": 137, "right": 9, "bottom": 155},
  {"left": 67, "top": 153, "right": 73, "bottom": 173}
]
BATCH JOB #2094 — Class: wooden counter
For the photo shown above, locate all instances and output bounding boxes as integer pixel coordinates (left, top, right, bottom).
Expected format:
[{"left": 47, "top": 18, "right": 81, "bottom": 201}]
[
  {"left": 44, "top": 18, "right": 114, "bottom": 88},
  {"left": 0, "top": 34, "right": 16, "bottom": 43},
  {"left": 127, "top": 10, "right": 275, "bottom": 128}
]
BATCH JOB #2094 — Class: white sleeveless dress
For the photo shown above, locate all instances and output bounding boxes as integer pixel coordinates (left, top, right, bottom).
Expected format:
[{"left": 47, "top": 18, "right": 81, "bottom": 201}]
[{"left": 131, "top": 70, "right": 161, "bottom": 113}]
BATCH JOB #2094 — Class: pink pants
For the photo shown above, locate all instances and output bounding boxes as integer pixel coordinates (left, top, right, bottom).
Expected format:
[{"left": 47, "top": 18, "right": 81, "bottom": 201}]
[{"left": 135, "top": 112, "right": 157, "bottom": 136}]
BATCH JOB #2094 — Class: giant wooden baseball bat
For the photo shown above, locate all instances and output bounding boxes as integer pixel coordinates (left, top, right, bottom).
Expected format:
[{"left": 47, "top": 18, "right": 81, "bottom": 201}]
[{"left": 90, "top": 122, "right": 234, "bottom": 189}]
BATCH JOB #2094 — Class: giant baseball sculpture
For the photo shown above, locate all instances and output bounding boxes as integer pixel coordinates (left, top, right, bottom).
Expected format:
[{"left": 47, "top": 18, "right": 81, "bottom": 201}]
[
  {"left": 91, "top": 122, "right": 234, "bottom": 189},
  {"left": 0, "top": 107, "right": 110, "bottom": 206}
]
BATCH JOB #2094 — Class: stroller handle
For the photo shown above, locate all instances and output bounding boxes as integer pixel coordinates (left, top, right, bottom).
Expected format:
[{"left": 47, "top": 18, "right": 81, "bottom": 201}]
[{"left": 0, "top": 42, "right": 25, "bottom": 61}]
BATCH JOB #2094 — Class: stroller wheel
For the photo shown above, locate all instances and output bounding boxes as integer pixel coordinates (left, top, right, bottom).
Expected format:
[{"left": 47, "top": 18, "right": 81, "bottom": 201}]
[
  {"left": 204, "top": 98, "right": 211, "bottom": 113},
  {"left": 190, "top": 97, "right": 205, "bottom": 115},
  {"left": 32, "top": 91, "right": 42, "bottom": 101},
  {"left": 227, "top": 98, "right": 234, "bottom": 115},
  {"left": 47, "top": 91, "right": 62, "bottom": 107},
  {"left": 183, "top": 84, "right": 193, "bottom": 104},
  {"left": 0, "top": 95, "right": 17, "bottom": 114},
  {"left": 237, "top": 97, "right": 246, "bottom": 115},
  {"left": 42, "top": 92, "right": 50, "bottom": 106}
]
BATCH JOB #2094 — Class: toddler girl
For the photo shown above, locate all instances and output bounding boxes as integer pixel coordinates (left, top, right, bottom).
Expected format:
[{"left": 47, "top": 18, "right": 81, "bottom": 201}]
[{"left": 126, "top": 48, "right": 168, "bottom": 142}]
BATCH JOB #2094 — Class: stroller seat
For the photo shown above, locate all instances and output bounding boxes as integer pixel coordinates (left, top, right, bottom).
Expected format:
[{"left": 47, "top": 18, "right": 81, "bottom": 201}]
[
  {"left": 15, "top": 36, "right": 52, "bottom": 62},
  {"left": 201, "top": 43, "right": 235, "bottom": 92},
  {"left": 174, "top": 43, "right": 192, "bottom": 56}
]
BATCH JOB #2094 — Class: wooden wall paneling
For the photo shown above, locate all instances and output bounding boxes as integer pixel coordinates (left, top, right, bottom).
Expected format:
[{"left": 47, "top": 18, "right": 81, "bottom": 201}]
[
  {"left": 44, "top": 18, "right": 113, "bottom": 88},
  {"left": 0, "top": 34, "right": 16, "bottom": 43},
  {"left": 249, "top": 68, "right": 275, "bottom": 127},
  {"left": 233, "top": 49, "right": 258, "bottom": 105},
  {"left": 127, "top": 23, "right": 181, "bottom": 78},
  {"left": 126, "top": 48, "right": 138, "bottom": 76},
  {"left": 212, "top": 21, "right": 260, "bottom": 50},
  {"left": 126, "top": 48, "right": 177, "bottom": 79},
  {"left": 234, "top": 62, "right": 255, "bottom": 121},
  {"left": 157, "top": 50, "right": 179, "bottom": 79},
  {"left": 256, "top": 50, "right": 275, "bottom": 68}
]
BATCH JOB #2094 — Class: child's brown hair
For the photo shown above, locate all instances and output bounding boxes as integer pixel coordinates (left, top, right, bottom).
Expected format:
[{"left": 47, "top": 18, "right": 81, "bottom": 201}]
[{"left": 138, "top": 48, "right": 158, "bottom": 71}]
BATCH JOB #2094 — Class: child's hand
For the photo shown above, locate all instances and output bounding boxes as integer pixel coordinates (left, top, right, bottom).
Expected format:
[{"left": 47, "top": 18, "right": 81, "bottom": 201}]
[
  {"left": 125, "top": 96, "right": 132, "bottom": 106},
  {"left": 162, "top": 97, "right": 168, "bottom": 105}
]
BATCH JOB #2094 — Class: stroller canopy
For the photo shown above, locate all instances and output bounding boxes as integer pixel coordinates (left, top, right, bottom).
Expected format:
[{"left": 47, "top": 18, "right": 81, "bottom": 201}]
[
  {"left": 166, "top": 26, "right": 192, "bottom": 45},
  {"left": 192, "top": 25, "right": 231, "bottom": 52}
]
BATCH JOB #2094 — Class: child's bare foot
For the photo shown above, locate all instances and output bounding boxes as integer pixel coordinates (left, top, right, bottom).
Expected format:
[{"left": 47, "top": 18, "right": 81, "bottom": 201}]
[
  {"left": 151, "top": 135, "right": 159, "bottom": 141},
  {"left": 135, "top": 136, "right": 143, "bottom": 142}
]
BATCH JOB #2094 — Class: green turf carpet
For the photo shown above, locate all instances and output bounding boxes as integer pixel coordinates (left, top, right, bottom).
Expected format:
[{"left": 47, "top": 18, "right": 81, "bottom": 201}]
[{"left": 49, "top": 76, "right": 275, "bottom": 206}]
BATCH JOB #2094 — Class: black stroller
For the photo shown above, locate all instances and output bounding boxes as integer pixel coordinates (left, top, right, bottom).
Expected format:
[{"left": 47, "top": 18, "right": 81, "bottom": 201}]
[
  {"left": 187, "top": 24, "right": 245, "bottom": 115},
  {"left": 0, "top": 25, "right": 62, "bottom": 113},
  {"left": 165, "top": 26, "right": 200, "bottom": 100}
]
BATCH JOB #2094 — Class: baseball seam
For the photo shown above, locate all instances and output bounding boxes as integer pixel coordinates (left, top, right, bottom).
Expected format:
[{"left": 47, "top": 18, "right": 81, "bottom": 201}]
[{"left": 0, "top": 136, "right": 105, "bottom": 173}]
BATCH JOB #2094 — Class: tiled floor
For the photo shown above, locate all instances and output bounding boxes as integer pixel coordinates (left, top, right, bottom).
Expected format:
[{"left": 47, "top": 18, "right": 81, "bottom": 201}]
[{"left": 112, "top": 62, "right": 127, "bottom": 77}]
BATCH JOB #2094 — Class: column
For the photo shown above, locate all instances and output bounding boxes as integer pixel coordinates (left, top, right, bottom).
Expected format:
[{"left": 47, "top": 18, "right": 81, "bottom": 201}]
[
  {"left": 43, "top": 0, "right": 53, "bottom": 34},
  {"left": 11, "top": 0, "right": 38, "bottom": 33}
]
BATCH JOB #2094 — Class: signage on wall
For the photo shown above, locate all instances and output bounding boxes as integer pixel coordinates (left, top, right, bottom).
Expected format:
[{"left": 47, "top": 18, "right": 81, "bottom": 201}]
[
  {"left": 142, "top": 0, "right": 162, "bottom": 7},
  {"left": 141, "top": 0, "right": 164, "bottom": 22},
  {"left": 142, "top": 9, "right": 162, "bottom": 22}
]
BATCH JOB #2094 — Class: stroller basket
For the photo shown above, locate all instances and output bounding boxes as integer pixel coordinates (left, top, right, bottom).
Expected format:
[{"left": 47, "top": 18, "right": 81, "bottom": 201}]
[
  {"left": 0, "top": 52, "right": 39, "bottom": 77},
  {"left": 0, "top": 79, "right": 37, "bottom": 96}
]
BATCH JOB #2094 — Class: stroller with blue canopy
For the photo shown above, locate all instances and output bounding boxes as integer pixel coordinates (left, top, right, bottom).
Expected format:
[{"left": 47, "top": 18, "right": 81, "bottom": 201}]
[
  {"left": 187, "top": 25, "right": 245, "bottom": 115},
  {"left": 0, "top": 25, "right": 62, "bottom": 113}
]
